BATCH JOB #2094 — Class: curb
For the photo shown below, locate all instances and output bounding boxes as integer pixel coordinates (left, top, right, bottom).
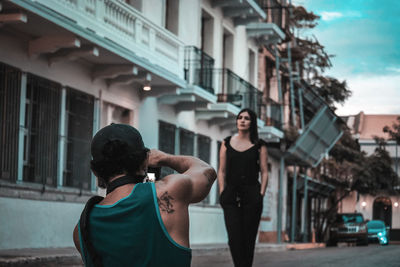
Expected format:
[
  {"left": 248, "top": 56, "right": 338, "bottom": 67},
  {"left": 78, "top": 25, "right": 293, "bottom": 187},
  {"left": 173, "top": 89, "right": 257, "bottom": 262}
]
[
  {"left": 0, "top": 242, "right": 324, "bottom": 265},
  {"left": 286, "top": 243, "right": 326, "bottom": 250}
]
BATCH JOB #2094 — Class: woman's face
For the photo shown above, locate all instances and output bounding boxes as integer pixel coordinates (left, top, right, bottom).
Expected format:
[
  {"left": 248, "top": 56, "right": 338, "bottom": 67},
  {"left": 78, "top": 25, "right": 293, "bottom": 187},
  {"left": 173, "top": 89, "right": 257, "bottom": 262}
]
[{"left": 236, "top": 111, "right": 251, "bottom": 131}]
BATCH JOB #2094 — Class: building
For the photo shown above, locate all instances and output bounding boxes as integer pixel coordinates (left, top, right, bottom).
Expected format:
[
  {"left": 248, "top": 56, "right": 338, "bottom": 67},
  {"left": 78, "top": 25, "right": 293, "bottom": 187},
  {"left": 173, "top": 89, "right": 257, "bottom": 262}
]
[
  {"left": 341, "top": 112, "right": 400, "bottom": 239},
  {"left": 0, "top": 0, "right": 341, "bottom": 250}
]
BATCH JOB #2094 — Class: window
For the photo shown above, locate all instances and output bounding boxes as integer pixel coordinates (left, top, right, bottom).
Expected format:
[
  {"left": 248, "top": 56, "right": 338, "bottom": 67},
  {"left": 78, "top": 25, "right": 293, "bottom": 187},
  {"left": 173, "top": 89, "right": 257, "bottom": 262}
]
[
  {"left": 223, "top": 29, "right": 234, "bottom": 71},
  {"left": 0, "top": 63, "right": 21, "bottom": 181},
  {"left": 248, "top": 49, "right": 256, "bottom": 86},
  {"left": 201, "top": 10, "right": 214, "bottom": 57},
  {"left": 180, "top": 129, "right": 194, "bottom": 156},
  {"left": 23, "top": 74, "right": 60, "bottom": 186},
  {"left": 165, "top": 0, "right": 179, "bottom": 35},
  {"left": 158, "top": 121, "right": 176, "bottom": 177},
  {"left": 125, "top": 0, "right": 142, "bottom": 11},
  {"left": 64, "top": 88, "right": 94, "bottom": 190}
]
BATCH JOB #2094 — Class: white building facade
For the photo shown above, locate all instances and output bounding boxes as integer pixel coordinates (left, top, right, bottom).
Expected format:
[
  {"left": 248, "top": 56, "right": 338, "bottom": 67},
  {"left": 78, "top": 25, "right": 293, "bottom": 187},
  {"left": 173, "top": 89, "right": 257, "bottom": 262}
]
[{"left": 0, "top": 0, "right": 289, "bottom": 249}]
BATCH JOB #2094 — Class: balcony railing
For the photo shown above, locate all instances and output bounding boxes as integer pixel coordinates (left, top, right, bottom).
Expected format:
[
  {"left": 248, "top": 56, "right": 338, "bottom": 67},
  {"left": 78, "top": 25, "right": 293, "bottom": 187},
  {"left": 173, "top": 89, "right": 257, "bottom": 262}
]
[
  {"left": 214, "top": 69, "right": 262, "bottom": 118},
  {"left": 265, "top": 98, "right": 283, "bottom": 131},
  {"left": 32, "top": 0, "right": 184, "bottom": 78},
  {"left": 184, "top": 46, "right": 215, "bottom": 94}
]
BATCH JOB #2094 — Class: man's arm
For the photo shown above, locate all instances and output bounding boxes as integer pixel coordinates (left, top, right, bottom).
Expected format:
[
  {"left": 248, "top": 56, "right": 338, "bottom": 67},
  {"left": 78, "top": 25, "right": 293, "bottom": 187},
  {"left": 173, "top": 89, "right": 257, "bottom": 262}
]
[
  {"left": 73, "top": 224, "right": 81, "bottom": 254},
  {"left": 217, "top": 141, "right": 227, "bottom": 195},
  {"left": 149, "top": 149, "right": 217, "bottom": 203}
]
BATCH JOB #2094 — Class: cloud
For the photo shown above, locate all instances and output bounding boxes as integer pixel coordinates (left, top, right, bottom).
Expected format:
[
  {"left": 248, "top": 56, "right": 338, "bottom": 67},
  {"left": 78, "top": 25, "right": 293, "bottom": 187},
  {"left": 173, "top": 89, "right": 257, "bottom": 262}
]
[
  {"left": 320, "top": 11, "right": 343, "bottom": 21},
  {"left": 386, "top": 67, "right": 400, "bottom": 73},
  {"left": 335, "top": 74, "right": 400, "bottom": 115}
]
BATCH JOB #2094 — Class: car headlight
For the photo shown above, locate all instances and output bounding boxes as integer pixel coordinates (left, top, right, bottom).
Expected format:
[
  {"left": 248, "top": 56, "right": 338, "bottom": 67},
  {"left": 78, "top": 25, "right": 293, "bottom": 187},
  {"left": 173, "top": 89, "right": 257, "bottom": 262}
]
[{"left": 378, "top": 231, "right": 386, "bottom": 237}]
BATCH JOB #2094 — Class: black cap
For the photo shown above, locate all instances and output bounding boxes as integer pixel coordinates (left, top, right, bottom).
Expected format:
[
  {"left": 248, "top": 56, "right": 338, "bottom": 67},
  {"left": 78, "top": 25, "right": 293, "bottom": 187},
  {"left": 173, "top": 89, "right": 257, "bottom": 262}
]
[{"left": 91, "top": 124, "right": 147, "bottom": 161}]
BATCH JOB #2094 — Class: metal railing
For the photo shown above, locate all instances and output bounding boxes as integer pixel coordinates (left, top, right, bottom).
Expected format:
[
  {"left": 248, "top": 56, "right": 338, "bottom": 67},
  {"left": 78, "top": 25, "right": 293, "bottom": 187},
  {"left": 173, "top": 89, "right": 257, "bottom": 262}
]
[
  {"left": 184, "top": 46, "right": 215, "bottom": 94},
  {"left": 215, "top": 68, "right": 262, "bottom": 117}
]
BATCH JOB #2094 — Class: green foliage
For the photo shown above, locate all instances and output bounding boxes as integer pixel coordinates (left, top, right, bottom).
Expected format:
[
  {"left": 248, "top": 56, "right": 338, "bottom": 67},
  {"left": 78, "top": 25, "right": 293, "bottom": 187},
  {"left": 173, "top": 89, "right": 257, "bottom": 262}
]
[
  {"left": 292, "top": 6, "right": 320, "bottom": 29},
  {"left": 292, "top": 5, "right": 352, "bottom": 109},
  {"left": 323, "top": 131, "right": 398, "bottom": 194},
  {"left": 352, "top": 140, "right": 398, "bottom": 194},
  {"left": 313, "top": 76, "right": 352, "bottom": 108},
  {"left": 383, "top": 116, "right": 400, "bottom": 144}
]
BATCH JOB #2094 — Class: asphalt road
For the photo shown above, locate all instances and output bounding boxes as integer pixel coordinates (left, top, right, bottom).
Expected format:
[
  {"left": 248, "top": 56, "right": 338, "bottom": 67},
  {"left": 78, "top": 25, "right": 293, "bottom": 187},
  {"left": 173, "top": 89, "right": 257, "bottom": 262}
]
[{"left": 192, "top": 243, "right": 400, "bottom": 267}]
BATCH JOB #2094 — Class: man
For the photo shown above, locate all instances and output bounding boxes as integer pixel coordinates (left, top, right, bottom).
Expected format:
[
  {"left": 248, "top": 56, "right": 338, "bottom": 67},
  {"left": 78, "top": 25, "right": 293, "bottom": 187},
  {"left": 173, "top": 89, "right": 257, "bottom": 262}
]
[{"left": 73, "top": 124, "right": 216, "bottom": 267}]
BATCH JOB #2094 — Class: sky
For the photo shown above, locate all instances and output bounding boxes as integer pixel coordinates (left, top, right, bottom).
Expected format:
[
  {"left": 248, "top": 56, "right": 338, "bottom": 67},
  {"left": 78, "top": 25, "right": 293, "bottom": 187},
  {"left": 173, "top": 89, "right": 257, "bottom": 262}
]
[{"left": 292, "top": 0, "right": 400, "bottom": 116}]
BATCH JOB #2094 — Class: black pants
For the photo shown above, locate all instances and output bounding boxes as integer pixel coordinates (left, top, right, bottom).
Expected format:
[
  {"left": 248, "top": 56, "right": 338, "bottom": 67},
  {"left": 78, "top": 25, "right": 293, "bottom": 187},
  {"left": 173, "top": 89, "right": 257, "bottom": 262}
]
[{"left": 220, "top": 185, "right": 263, "bottom": 267}]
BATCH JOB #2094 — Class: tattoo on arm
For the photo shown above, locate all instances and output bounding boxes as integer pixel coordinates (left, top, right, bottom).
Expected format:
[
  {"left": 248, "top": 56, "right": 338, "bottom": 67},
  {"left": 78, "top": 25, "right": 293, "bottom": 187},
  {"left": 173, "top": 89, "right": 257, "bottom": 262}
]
[{"left": 157, "top": 192, "right": 175, "bottom": 214}]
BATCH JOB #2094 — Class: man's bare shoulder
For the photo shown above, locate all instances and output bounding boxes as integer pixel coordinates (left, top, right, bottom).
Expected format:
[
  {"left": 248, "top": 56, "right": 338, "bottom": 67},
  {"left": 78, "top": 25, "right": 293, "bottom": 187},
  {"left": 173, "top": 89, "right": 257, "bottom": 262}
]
[{"left": 155, "top": 174, "right": 192, "bottom": 203}]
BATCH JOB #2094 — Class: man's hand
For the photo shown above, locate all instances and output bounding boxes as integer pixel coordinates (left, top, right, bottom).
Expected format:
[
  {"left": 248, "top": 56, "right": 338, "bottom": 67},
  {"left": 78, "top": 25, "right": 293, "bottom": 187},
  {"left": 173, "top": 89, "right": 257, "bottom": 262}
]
[{"left": 148, "top": 149, "right": 167, "bottom": 168}]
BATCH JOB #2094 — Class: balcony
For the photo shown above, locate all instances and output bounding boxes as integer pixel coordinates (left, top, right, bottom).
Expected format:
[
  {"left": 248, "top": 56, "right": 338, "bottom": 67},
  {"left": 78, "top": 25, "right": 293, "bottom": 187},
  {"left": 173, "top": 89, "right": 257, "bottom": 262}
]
[
  {"left": 259, "top": 98, "right": 284, "bottom": 141},
  {"left": 158, "top": 46, "right": 217, "bottom": 111},
  {"left": 246, "top": 22, "right": 286, "bottom": 45},
  {"left": 184, "top": 46, "right": 215, "bottom": 94},
  {"left": 214, "top": 69, "right": 262, "bottom": 117},
  {"left": 212, "top": 0, "right": 266, "bottom": 26},
  {"left": 13, "top": 0, "right": 185, "bottom": 84}
]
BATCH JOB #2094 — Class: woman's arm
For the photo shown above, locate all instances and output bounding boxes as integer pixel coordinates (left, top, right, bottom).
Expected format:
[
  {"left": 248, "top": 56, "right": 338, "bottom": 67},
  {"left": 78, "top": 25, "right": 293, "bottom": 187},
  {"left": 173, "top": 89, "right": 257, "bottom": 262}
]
[
  {"left": 259, "top": 145, "right": 268, "bottom": 196},
  {"left": 217, "top": 141, "right": 227, "bottom": 195}
]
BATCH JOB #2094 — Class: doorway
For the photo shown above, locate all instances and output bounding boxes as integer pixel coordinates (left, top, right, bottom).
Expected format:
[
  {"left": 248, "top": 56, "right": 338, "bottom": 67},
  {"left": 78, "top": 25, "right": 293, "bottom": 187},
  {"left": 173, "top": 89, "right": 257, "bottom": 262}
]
[{"left": 373, "top": 196, "right": 392, "bottom": 227}]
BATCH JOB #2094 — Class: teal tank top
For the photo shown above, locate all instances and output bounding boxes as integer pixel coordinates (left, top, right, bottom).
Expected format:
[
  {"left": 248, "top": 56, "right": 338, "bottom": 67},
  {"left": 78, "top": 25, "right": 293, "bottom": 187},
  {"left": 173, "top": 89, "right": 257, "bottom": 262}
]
[{"left": 78, "top": 182, "right": 192, "bottom": 267}]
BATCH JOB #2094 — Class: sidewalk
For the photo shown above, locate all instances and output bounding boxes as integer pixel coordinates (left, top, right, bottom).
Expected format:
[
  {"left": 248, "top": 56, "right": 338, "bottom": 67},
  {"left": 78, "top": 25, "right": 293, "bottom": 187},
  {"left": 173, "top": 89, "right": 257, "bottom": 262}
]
[{"left": 0, "top": 243, "right": 325, "bottom": 266}]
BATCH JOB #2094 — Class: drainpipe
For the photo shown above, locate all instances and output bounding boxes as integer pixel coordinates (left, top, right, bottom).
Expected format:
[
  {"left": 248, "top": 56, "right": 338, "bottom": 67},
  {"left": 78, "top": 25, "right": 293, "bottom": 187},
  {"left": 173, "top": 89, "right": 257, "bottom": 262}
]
[
  {"left": 277, "top": 155, "right": 285, "bottom": 243},
  {"left": 17, "top": 72, "right": 27, "bottom": 183},
  {"left": 302, "top": 173, "right": 309, "bottom": 242},
  {"left": 291, "top": 165, "right": 297, "bottom": 242}
]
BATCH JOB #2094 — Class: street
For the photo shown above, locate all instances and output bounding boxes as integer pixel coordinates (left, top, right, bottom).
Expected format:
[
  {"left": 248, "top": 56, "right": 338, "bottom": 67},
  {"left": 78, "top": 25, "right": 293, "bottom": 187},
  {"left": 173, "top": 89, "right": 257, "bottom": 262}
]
[{"left": 192, "top": 244, "right": 400, "bottom": 267}]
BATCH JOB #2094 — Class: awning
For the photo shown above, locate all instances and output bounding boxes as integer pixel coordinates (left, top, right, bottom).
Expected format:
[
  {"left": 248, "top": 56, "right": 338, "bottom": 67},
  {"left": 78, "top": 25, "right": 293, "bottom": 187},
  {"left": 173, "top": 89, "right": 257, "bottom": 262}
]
[{"left": 287, "top": 105, "right": 343, "bottom": 167}]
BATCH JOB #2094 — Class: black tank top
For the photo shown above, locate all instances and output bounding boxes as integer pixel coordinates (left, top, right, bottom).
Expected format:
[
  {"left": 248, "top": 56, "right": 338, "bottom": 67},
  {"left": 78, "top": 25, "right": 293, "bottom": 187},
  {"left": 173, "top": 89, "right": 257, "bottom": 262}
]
[{"left": 224, "top": 136, "right": 262, "bottom": 186}]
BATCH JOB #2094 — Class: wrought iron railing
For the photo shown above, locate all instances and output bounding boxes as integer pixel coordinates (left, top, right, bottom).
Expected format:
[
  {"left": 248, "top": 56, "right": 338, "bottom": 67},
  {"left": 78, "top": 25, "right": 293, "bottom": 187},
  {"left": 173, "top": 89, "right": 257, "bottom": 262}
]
[
  {"left": 184, "top": 46, "right": 215, "bottom": 94},
  {"left": 214, "top": 68, "right": 262, "bottom": 117}
]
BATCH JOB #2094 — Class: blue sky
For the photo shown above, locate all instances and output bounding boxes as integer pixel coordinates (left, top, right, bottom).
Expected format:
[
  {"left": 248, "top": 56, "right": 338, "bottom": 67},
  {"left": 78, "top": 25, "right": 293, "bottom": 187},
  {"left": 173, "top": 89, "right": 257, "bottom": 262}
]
[{"left": 292, "top": 0, "right": 400, "bottom": 115}]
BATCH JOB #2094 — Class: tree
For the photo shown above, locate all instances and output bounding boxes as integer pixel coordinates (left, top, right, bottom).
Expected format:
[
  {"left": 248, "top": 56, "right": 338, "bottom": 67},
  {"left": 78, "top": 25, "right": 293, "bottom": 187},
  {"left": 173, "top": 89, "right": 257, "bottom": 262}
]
[
  {"left": 291, "top": 5, "right": 352, "bottom": 110},
  {"left": 312, "top": 128, "right": 365, "bottom": 242},
  {"left": 352, "top": 137, "right": 398, "bottom": 194},
  {"left": 383, "top": 116, "right": 400, "bottom": 144}
]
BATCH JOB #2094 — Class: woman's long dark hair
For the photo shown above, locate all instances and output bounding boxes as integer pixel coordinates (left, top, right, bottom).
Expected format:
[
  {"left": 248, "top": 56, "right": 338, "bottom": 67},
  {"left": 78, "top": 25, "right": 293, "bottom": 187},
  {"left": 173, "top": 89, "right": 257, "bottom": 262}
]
[{"left": 236, "top": 108, "right": 259, "bottom": 144}]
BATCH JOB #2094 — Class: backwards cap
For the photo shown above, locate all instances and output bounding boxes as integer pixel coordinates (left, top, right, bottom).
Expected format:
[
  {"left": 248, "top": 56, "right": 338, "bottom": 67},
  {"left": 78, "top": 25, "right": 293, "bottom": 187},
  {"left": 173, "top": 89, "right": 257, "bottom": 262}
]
[{"left": 91, "top": 124, "right": 147, "bottom": 161}]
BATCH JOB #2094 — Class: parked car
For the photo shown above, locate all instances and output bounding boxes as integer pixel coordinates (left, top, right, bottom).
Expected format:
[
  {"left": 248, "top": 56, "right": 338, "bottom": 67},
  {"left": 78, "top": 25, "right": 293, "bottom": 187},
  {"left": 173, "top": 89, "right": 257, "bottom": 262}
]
[
  {"left": 367, "top": 220, "right": 390, "bottom": 245},
  {"left": 328, "top": 213, "right": 368, "bottom": 246}
]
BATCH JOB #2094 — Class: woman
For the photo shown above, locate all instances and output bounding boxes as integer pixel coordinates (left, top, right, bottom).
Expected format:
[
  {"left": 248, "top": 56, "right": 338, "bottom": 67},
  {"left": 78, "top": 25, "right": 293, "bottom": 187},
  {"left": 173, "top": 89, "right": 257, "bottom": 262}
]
[{"left": 218, "top": 108, "right": 268, "bottom": 267}]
